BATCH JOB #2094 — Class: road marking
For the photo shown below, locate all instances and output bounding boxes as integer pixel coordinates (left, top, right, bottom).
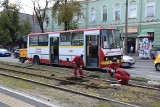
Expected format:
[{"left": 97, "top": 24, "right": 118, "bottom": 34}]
[{"left": 0, "top": 93, "right": 35, "bottom": 107}]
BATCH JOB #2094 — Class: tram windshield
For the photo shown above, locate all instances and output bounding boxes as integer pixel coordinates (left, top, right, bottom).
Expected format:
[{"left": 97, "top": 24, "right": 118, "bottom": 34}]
[{"left": 101, "top": 29, "right": 120, "bottom": 49}]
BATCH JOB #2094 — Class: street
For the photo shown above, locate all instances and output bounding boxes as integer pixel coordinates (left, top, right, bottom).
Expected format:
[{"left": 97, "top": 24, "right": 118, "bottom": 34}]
[
  {"left": 126, "top": 61, "right": 160, "bottom": 81},
  {"left": 0, "top": 55, "right": 159, "bottom": 81}
]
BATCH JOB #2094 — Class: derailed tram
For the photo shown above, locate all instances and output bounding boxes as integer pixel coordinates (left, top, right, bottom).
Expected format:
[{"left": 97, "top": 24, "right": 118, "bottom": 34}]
[{"left": 26, "top": 28, "right": 123, "bottom": 69}]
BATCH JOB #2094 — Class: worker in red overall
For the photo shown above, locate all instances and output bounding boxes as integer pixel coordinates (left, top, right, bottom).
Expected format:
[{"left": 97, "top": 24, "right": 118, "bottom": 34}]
[
  {"left": 72, "top": 54, "right": 84, "bottom": 78},
  {"left": 108, "top": 57, "right": 120, "bottom": 76},
  {"left": 108, "top": 57, "right": 130, "bottom": 85}
]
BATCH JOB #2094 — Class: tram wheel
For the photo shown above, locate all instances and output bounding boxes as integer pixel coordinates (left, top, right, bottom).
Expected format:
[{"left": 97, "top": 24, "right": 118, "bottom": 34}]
[
  {"left": 33, "top": 57, "right": 40, "bottom": 65},
  {"left": 20, "top": 58, "right": 25, "bottom": 63}
]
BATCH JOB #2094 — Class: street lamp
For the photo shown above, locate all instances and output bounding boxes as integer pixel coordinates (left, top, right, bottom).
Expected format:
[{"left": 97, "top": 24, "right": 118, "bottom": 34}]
[{"left": 124, "top": 0, "right": 128, "bottom": 55}]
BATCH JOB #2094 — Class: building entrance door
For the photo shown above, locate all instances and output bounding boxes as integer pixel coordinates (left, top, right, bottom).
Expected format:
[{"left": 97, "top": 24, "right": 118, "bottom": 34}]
[{"left": 127, "top": 38, "right": 136, "bottom": 53}]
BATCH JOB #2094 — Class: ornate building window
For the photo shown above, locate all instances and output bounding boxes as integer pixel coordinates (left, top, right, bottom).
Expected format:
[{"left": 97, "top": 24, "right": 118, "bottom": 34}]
[
  {"left": 77, "top": 12, "right": 83, "bottom": 23},
  {"left": 102, "top": 6, "right": 107, "bottom": 21},
  {"left": 129, "top": 1, "right": 137, "bottom": 18},
  {"left": 146, "top": 0, "right": 155, "bottom": 17},
  {"left": 114, "top": 4, "right": 120, "bottom": 20},
  {"left": 90, "top": 7, "right": 96, "bottom": 22}
]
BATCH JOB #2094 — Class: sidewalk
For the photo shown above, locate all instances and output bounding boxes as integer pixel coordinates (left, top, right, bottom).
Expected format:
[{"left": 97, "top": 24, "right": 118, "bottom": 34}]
[{"left": 127, "top": 53, "right": 154, "bottom": 62}]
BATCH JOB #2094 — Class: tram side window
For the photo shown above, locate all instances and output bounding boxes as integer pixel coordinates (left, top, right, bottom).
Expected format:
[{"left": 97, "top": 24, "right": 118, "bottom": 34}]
[
  {"left": 71, "top": 32, "right": 84, "bottom": 46},
  {"left": 60, "top": 32, "right": 71, "bottom": 45},
  {"left": 39, "top": 34, "right": 48, "bottom": 46},
  {"left": 29, "top": 36, "right": 38, "bottom": 46}
]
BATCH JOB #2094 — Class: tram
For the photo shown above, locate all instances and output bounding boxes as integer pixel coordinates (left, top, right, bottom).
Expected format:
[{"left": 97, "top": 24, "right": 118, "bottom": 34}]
[{"left": 27, "top": 27, "right": 123, "bottom": 69}]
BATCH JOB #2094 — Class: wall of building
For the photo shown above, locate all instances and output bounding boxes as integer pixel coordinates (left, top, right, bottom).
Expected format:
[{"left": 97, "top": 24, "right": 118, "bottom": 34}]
[{"left": 45, "top": 0, "right": 160, "bottom": 53}]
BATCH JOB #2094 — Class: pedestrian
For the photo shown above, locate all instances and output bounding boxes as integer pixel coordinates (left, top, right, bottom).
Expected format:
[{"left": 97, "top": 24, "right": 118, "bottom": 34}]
[
  {"left": 108, "top": 57, "right": 120, "bottom": 76},
  {"left": 130, "top": 45, "right": 134, "bottom": 55},
  {"left": 115, "top": 68, "right": 130, "bottom": 85},
  {"left": 72, "top": 54, "right": 84, "bottom": 78}
]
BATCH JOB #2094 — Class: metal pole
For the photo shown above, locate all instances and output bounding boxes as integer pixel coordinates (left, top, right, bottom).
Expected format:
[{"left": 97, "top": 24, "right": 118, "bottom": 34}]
[{"left": 124, "top": 0, "right": 128, "bottom": 55}]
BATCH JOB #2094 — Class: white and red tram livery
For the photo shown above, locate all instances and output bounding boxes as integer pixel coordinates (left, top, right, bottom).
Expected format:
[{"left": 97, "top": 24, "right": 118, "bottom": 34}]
[{"left": 27, "top": 28, "right": 123, "bottom": 69}]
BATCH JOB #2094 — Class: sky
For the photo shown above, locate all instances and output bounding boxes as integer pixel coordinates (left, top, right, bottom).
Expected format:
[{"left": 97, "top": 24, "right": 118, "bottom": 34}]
[
  {"left": 9, "top": 0, "right": 34, "bottom": 14},
  {"left": 9, "top": 0, "right": 53, "bottom": 15},
  {"left": 6, "top": 0, "right": 83, "bottom": 15}
]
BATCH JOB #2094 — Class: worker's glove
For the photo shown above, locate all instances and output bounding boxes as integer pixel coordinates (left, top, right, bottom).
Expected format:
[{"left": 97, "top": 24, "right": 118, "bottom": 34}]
[
  {"left": 79, "top": 67, "right": 83, "bottom": 71},
  {"left": 111, "top": 69, "right": 115, "bottom": 73},
  {"left": 118, "top": 80, "right": 122, "bottom": 82}
]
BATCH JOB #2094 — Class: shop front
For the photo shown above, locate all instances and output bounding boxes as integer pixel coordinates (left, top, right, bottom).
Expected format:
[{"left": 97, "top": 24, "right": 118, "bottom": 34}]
[{"left": 122, "top": 26, "right": 139, "bottom": 54}]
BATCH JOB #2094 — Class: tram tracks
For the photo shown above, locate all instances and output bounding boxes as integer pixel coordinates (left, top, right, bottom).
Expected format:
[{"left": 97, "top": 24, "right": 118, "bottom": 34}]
[
  {"left": 0, "top": 67, "right": 138, "bottom": 107},
  {"left": 0, "top": 62, "right": 160, "bottom": 106},
  {"left": 0, "top": 62, "right": 160, "bottom": 91}
]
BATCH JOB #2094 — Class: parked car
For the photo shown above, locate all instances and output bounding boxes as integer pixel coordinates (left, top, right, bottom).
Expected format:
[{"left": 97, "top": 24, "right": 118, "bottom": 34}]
[
  {"left": 0, "top": 49, "right": 11, "bottom": 57},
  {"left": 154, "top": 54, "right": 160, "bottom": 71},
  {"left": 150, "top": 48, "right": 160, "bottom": 59},
  {"left": 14, "top": 49, "right": 20, "bottom": 58},
  {"left": 121, "top": 55, "right": 135, "bottom": 67}
]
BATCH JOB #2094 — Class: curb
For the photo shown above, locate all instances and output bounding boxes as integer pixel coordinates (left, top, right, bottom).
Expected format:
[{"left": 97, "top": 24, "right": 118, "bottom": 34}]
[{"left": 136, "top": 59, "right": 154, "bottom": 62}]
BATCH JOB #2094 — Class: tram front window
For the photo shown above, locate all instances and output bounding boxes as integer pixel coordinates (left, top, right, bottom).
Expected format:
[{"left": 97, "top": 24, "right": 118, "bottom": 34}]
[
  {"left": 101, "top": 29, "right": 120, "bottom": 49},
  {"left": 113, "top": 30, "right": 121, "bottom": 48}
]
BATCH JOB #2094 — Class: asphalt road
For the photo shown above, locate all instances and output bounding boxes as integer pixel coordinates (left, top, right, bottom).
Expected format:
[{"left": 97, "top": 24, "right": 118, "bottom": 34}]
[
  {"left": 0, "top": 55, "right": 160, "bottom": 81},
  {"left": 125, "top": 61, "right": 160, "bottom": 81}
]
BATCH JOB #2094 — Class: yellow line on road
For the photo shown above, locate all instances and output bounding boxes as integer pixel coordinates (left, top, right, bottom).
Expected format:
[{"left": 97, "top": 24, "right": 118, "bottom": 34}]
[{"left": 0, "top": 93, "right": 35, "bottom": 107}]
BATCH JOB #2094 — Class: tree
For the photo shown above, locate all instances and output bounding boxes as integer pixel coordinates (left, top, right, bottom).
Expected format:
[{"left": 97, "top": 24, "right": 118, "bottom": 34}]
[
  {"left": 0, "top": 0, "right": 21, "bottom": 45},
  {"left": 52, "top": 0, "right": 82, "bottom": 30},
  {"left": 31, "top": 0, "right": 49, "bottom": 33},
  {"left": 0, "top": 0, "right": 32, "bottom": 46}
]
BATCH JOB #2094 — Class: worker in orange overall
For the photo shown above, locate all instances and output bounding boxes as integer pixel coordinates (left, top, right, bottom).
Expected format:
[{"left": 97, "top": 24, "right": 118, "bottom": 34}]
[
  {"left": 108, "top": 57, "right": 130, "bottom": 85},
  {"left": 72, "top": 54, "right": 84, "bottom": 78}
]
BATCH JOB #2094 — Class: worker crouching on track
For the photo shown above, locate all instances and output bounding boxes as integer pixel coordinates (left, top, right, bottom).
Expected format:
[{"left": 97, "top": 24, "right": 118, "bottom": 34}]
[
  {"left": 72, "top": 54, "right": 84, "bottom": 78},
  {"left": 108, "top": 57, "right": 130, "bottom": 85},
  {"left": 108, "top": 57, "right": 120, "bottom": 76},
  {"left": 115, "top": 68, "right": 130, "bottom": 85}
]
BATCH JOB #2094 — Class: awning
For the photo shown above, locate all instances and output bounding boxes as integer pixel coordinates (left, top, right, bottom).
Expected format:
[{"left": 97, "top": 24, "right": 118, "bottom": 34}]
[{"left": 138, "top": 28, "right": 154, "bottom": 37}]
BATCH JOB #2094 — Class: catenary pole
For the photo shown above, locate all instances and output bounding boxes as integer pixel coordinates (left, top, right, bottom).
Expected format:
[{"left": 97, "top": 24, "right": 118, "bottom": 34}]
[{"left": 124, "top": 0, "right": 128, "bottom": 55}]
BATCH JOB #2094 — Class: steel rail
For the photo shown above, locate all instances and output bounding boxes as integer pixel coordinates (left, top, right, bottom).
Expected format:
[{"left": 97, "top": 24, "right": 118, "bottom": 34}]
[
  {"left": 0, "top": 67, "right": 105, "bottom": 89},
  {"left": 0, "top": 62, "right": 160, "bottom": 91},
  {"left": 0, "top": 72, "right": 139, "bottom": 107}
]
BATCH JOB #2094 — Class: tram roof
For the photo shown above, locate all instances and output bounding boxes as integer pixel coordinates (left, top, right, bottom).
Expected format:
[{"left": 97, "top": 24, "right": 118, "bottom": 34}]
[{"left": 28, "top": 27, "right": 116, "bottom": 36}]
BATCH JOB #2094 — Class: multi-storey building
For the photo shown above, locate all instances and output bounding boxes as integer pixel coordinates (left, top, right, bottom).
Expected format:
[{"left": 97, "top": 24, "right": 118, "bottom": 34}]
[
  {"left": 45, "top": 0, "right": 160, "bottom": 54},
  {"left": 19, "top": 13, "right": 41, "bottom": 33}
]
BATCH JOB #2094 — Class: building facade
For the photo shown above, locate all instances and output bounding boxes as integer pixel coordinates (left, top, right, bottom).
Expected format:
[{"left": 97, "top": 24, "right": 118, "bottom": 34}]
[{"left": 45, "top": 0, "right": 160, "bottom": 54}]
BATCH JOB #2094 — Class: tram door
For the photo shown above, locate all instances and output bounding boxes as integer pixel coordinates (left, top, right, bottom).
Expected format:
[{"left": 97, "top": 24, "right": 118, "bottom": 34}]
[
  {"left": 86, "top": 35, "right": 99, "bottom": 68},
  {"left": 50, "top": 37, "right": 59, "bottom": 63}
]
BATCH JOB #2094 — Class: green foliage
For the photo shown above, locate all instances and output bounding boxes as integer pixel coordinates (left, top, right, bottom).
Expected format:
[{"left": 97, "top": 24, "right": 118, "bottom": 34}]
[
  {"left": 0, "top": 29, "right": 11, "bottom": 45},
  {"left": 0, "top": 0, "right": 32, "bottom": 45},
  {"left": 69, "top": 21, "right": 78, "bottom": 30},
  {"left": 0, "top": 0, "right": 20, "bottom": 45},
  {"left": 131, "top": 77, "right": 148, "bottom": 82},
  {"left": 52, "top": 0, "right": 82, "bottom": 30}
]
